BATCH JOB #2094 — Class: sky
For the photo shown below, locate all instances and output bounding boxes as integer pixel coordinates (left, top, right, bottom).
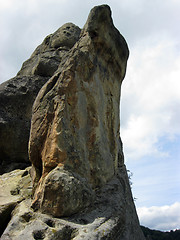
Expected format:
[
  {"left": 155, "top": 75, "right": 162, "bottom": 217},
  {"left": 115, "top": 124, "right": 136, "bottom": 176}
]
[{"left": 0, "top": 0, "right": 180, "bottom": 231}]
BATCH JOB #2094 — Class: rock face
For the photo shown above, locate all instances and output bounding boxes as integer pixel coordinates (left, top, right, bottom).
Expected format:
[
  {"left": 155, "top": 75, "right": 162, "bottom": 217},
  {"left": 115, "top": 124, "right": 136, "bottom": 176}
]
[
  {"left": 1, "top": 171, "right": 145, "bottom": 240},
  {"left": 0, "top": 4, "right": 145, "bottom": 240},
  {"left": 29, "top": 4, "right": 128, "bottom": 217},
  {"left": 0, "top": 23, "right": 81, "bottom": 174},
  {"left": 0, "top": 167, "right": 32, "bottom": 236}
]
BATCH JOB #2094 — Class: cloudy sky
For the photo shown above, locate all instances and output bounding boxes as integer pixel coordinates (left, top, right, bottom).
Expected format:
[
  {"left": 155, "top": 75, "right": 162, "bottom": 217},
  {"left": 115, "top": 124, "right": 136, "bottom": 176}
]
[{"left": 0, "top": 0, "right": 180, "bottom": 231}]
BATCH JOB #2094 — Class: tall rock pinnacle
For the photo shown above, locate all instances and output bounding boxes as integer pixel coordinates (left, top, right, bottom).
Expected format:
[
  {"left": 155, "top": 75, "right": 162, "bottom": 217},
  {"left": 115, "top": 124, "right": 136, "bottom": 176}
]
[
  {"left": 29, "top": 4, "right": 129, "bottom": 216},
  {"left": 0, "top": 5, "right": 145, "bottom": 240}
]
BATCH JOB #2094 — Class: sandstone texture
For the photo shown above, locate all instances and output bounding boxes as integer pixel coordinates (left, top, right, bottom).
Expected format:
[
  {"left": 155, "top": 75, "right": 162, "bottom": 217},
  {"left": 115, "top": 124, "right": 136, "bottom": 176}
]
[
  {"left": 0, "top": 23, "right": 81, "bottom": 174},
  {"left": 0, "top": 4, "right": 145, "bottom": 240},
  {"left": 29, "top": 4, "right": 128, "bottom": 217},
  {"left": 0, "top": 167, "right": 32, "bottom": 236},
  {"left": 1, "top": 168, "right": 144, "bottom": 240}
]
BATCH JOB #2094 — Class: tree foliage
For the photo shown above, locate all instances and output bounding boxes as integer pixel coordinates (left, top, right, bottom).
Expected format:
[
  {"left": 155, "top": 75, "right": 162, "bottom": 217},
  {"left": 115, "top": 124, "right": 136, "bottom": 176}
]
[{"left": 141, "top": 226, "right": 180, "bottom": 240}]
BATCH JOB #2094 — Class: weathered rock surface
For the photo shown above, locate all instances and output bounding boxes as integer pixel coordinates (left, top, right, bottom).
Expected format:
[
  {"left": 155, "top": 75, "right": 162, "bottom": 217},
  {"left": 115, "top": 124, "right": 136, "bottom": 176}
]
[
  {"left": 0, "top": 167, "right": 32, "bottom": 236},
  {"left": 0, "top": 4, "right": 145, "bottom": 240},
  {"left": 1, "top": 166, "right": 145, "bottom": 240},
  {"left": 29, "top": 4, "right": 129, "bottom": 217},
  {"left": 0, "top": 23, "right": 81, "bottom": 174}
]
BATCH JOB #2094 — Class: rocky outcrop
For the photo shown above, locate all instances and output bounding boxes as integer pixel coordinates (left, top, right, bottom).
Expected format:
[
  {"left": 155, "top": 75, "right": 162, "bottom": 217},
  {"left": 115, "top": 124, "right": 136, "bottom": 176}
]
[
  {"left": 0, "top": 23, "right": 81, "bottom": 174},
  {"left": 1, "top": 169, "right": 144, "bottom": 240},
  {"left": 29, "top": 4, "right": 128, "bottom": 217},
  {"left": 0, "top": 4, "right": 145, "bottom": 240},
  {"left": 0, "top": 167, "right": 32, "bottom": 236}
]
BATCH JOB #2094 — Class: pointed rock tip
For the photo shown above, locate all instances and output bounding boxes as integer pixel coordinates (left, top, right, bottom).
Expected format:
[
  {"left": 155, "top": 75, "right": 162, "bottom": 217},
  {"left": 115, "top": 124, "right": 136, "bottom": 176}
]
[
  {"left": 83, "top": 4, "right": 112, "bottom": 33},
  {"left": 82, "top": 4, "right": 129, "bottom": 71}
]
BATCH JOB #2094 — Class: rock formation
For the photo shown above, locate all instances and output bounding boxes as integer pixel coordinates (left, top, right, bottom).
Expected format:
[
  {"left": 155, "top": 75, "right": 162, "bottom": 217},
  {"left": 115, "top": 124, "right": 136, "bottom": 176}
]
[
  {"left": 29, "top": 4, "right": 129, "bottom": 217},
  {"left": 0, "top": 23, "right": 80, "bottom": 174},
  {"left": 0, "top": 4, "right": 145, "bottom": 240},
  {"left": 0, "top": 167, "right": 32, "bottom": 236}
]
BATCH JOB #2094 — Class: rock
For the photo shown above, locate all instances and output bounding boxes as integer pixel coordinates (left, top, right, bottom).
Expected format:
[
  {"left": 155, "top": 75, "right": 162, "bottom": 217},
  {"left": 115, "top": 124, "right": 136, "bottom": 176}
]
[
  {"left": 0, "top": 23, "right": 81, "bottom": 174},
  {"left": 17, "top": 23, "right": 81, "bottom": 77},
  {"left": 0, "top": 167, "right": 32, "bottom": 236},
  {"left": 1, "top": 166, "right": 145, "bottom": 239},
  {"left": 0, "top": 202, "right": 17, "bottom": 237},
  {"left": 29, "top": 4, "right": 129, "bottom": 217},
  {"left": 0, "top": 76, "right": 48, "bottom": 174},
  {"left": 0, "top": 167, "right": 32, "bottom": 204},
  {"left": 1, "top": 199, "right": 77, "bottom": 240},
  {"left": 0, "top": 4, "right": 145, "bottom": 240},
  {"left": 38, "top": 166, "right": 95, "bottom": 217}
]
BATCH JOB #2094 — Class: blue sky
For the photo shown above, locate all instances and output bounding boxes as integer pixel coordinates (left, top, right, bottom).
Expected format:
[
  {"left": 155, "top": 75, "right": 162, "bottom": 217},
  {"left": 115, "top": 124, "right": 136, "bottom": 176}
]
[{"left": 0, "top": 0, "right": 180, "bottom": 231}]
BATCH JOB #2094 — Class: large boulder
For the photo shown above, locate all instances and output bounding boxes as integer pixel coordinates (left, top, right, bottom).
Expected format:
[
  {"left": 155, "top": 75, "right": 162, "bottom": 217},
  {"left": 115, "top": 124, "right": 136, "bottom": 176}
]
[{"left": 0, "top": 23, "right": 81, "bottom": 174}]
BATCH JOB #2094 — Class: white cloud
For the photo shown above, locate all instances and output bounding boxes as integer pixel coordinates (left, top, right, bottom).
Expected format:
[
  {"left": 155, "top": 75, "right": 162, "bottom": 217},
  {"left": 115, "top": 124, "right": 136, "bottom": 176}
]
[
  {"left": 121, "top": 34, "right": 180, "bottom": 161},
  {"left": 0, "top": 0, "right": 17, "bottom": 10},
  {"left": 137, "top": 202, "right": 180, "bottom": 231}
]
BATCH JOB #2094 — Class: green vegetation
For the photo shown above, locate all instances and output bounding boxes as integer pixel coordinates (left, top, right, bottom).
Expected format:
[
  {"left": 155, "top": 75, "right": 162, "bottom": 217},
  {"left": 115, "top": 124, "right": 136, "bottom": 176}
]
[{"left": 141, "top": 226, "right": 180, "bottom": 240}]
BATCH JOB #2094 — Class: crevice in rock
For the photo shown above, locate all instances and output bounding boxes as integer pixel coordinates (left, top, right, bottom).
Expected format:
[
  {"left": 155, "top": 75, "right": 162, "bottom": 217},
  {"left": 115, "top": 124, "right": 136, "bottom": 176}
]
[
  {"left": 0, "top": 203, "right": 16, "bottom": 237},
  {"left": 20, "top": 212, "right": 33, "bottom": 223},
  {"left": 44, "top": 218, "right": 55, "bottom": 227},
  {"left": 33, "top": 229, "right": 45, "bottom": 240}
]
